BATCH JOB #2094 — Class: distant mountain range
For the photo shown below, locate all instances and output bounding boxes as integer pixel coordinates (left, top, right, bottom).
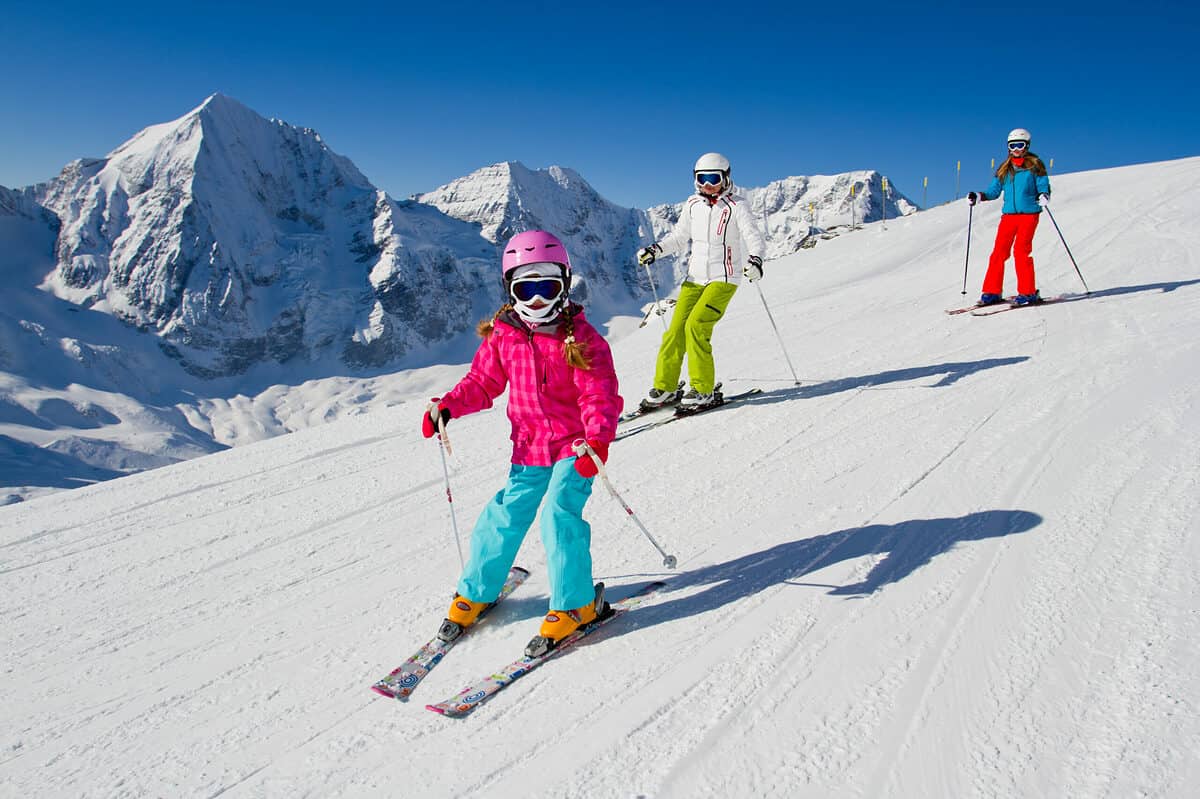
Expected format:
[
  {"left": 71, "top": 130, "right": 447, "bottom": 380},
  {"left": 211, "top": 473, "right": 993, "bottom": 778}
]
[
  {"left": 4, "top": 93, "right": 915, "bottom": 379},
  {"left": 0, "top": 93, "right": 916, "bottom": 503}
]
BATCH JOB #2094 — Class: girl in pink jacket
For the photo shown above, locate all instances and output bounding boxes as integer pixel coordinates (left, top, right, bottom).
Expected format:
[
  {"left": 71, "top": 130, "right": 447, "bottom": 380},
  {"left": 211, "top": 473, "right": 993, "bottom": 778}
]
[{"left": 421, "top": 230, "right": 623, "bottom": 655}]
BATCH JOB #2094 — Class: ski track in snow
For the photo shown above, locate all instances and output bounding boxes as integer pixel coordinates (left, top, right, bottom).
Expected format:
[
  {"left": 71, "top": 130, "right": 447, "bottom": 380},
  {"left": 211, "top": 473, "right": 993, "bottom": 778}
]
[{"left": 2, "top": 158, "right": 1200, "bottom": 798}]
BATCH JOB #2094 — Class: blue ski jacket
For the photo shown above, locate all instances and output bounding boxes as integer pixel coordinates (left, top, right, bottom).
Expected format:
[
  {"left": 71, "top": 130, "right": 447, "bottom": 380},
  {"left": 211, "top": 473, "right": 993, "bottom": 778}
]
[{"left": 982, "top": 164, "right": 1051, "bottom": 214}]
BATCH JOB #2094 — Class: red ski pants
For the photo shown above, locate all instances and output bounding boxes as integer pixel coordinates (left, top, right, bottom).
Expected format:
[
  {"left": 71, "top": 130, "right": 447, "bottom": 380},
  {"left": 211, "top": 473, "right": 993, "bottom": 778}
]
[{"left": 982, "top": 213, "right": 1040, "bottom": 296}]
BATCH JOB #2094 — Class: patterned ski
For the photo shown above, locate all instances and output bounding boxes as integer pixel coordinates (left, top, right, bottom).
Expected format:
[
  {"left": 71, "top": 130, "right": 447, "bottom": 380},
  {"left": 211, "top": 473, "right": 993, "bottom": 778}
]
[
  {"left": 615, "top": 387, "right": 763, "bottom": 441},
  {"left": 426, "top": 581, "right": 667, "bottom": 717},
  {"left": 370, "top": 566, "right": 530, "bottom": 701}
]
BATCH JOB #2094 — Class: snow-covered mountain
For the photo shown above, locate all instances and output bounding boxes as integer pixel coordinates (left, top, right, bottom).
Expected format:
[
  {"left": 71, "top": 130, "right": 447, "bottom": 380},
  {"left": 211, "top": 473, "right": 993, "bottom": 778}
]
[
  {"left": 0, "top": 185, "right": 59, "bottom": 281},
  {"left": 414, "top": 161, "right": 650, "bottom": 312},
  {"left": 31, "top": 94, "right": 500, "bottom": 377},
  {"left": 3, "top": 156, "right": 1197, "bottom": 798},
  {"left": 420, "top": 162, "right": 916, "bottom": 305},
  {"left": 1, "top": 96, "right": 519, "bottom": 502},
  {"left": 15, "top": 96, "right": 916, "bottom": 384},
  {"left": 646, "top": 170, "right": 919, "bottom": 264},
  {"left": 747, "top": 170, "right": 918, "bottom": 251}
]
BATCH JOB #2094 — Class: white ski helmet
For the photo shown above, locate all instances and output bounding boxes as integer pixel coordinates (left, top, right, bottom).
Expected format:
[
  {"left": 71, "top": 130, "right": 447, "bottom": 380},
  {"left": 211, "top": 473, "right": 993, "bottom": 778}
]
[
  {"left": 1007, "top": 128, "right": 1032, "bottom": 145},
  {"left": 693, "top": 151, "right": 732, "bottom": 192}
]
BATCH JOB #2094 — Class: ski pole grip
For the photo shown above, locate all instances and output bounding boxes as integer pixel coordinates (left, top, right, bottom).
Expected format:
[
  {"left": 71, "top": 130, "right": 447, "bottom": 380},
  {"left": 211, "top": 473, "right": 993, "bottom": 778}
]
[
  {"left": 430, "top": 401, "right": 453, "bottom": 457},
  {"left": 572, "top": 438, "right": 606, "bottom": 477}
]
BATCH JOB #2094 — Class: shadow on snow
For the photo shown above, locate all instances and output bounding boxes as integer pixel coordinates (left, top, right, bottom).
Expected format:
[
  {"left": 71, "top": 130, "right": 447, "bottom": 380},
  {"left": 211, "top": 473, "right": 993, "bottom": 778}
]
[
  {"left": 628, "top": 509, "right": 1043, "bottom": 630},
  {"left": 1074, "top": 278, "right": 1200, "bottom": 300},
  {"left": 730, "top": 357, "right": 1030, "bottom": 407}
]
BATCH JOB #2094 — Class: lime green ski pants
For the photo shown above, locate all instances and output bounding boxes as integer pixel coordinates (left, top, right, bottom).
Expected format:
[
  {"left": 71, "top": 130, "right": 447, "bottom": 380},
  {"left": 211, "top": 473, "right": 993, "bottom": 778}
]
[{"left": 653, "top": 280, "right": 739, "bottom": 395}]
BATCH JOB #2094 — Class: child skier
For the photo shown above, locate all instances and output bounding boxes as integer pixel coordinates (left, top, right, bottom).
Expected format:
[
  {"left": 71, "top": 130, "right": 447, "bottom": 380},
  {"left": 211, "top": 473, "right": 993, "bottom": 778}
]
[
  {"left": 421, "top": 230, "right": 623, "bottom": 657},
  {"left": 636, "top": 152, "right": 767, "bottom": 410},
  {"left": 967, "top": 128, "right": 1052, "bottom": 306}
]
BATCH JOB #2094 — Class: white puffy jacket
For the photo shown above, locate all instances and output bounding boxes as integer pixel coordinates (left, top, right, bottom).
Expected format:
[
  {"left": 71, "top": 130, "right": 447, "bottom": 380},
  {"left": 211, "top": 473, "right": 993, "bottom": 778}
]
[{"left": 654, "top": 191, "right": 766, "bottom": 285}]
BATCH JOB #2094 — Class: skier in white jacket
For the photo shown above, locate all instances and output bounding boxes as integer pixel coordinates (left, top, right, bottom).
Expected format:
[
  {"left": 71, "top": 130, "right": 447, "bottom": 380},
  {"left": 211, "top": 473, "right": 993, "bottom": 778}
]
[{"left": 637, "top": 152, "right": 767, "bottom": 410}]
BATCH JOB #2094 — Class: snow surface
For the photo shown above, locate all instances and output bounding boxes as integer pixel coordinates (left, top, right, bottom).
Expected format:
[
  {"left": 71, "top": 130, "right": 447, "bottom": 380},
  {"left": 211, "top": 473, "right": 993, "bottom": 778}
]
[{"left": 2, "top": 157, "right": 1199, "bottom": 797}]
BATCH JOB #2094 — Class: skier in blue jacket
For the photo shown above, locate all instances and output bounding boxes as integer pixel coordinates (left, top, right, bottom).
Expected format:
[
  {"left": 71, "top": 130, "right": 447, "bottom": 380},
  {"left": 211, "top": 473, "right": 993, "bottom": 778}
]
[{"left": 967, "top": 128, "right": 1052, "bottom": 306}]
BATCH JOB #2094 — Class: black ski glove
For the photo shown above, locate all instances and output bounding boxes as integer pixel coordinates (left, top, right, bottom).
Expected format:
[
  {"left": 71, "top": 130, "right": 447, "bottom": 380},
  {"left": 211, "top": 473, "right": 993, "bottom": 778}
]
[
  {"left": 421, "top": 401, "right": 452, "bottom": 438},
  {"left": 637, "top": 244, "right": 661, "bottom": 266},
  {"left": 744, "top": 255, "right": 763, "bottom": 281}
]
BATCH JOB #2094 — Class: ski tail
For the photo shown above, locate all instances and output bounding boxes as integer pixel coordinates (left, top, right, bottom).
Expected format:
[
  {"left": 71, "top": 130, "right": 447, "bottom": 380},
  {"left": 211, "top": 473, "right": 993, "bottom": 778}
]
[{"left": 370, "top": 566, "right": 530, "bottom": 700}]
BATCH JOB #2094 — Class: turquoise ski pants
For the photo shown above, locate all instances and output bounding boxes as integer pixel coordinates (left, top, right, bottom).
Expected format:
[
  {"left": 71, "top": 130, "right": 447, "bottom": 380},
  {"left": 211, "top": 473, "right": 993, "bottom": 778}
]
[{"left": 457, "top": 459, "right": 595, "bottom": 611}]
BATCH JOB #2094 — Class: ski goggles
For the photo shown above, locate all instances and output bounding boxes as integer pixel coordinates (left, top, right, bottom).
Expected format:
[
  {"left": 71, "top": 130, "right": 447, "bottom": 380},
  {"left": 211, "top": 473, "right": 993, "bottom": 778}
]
[
  {"left": 695, "top": 172, "right": 724, "bottom": 185},
  {"left": 1007, "top": 141, "right": 1028, "bottom": 151},
  {"left": 510, "top": 276, "right": 564, "bottom": 303}
]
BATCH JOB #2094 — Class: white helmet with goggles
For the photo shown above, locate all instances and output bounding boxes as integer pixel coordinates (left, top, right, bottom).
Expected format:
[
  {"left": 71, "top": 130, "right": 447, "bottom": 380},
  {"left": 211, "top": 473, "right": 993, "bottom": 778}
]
[
  {"left": 1007, "top": 128, "right": 1032, "bottom": 149},
  {"left": 693, "top": 151, "right": 732, "bottom": 193}
]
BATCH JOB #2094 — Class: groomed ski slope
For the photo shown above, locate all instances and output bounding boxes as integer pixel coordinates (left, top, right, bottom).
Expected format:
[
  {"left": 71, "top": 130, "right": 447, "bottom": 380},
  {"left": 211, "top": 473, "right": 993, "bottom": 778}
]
[{"left": 3, "top": 157, "right": 1199, "bottom": 798}]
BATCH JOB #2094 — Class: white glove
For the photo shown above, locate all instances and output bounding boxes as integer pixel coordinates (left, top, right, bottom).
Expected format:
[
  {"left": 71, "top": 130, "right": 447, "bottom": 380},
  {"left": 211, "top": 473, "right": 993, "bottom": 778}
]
[
  {"left": 744, "top": 255, "right": 763, "bottom": 282},
  {"left": 1038, "top": 194, "right": 1049, "bottom": 207}
]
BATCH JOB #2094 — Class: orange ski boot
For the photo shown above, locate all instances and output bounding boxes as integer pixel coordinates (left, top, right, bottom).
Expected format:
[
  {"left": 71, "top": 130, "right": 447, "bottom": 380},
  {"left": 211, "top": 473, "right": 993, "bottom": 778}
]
[
  {"left": 438, "top": 594, "right": 490, "bottom": 642},
  {"left": 524, "top": 583, "right": 608, "bottom": 657}
]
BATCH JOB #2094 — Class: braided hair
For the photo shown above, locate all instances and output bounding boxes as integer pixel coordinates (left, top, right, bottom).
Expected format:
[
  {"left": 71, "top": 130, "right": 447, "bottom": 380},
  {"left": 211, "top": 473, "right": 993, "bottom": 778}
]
[
  {"left": 560, "top": 305, "right": 591, "bottom": 370},
  {"left": 476, "top": 303, "right": 592, "bottom": 370}
]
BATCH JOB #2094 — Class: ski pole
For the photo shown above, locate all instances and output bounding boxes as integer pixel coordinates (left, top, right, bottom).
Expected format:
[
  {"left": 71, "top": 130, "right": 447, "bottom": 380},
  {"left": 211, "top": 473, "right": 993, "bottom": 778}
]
[
  {"left": 573, "top": 439, "right": 677, "bottom": 569},
  {"left": 643, "top": 260, "right": 669, "bottom": 332},
  {"left": 431, "top": 408, "right": 465, "bottom": 570},
  {"left": 1043, "top": 205, "right": 1091, "bottom": 295},
  {"left": 961, "top": 202, "right": 974, "bottom": 295},
  {"left": 753, "top": 281, "right": 801, "bottom": 386}
]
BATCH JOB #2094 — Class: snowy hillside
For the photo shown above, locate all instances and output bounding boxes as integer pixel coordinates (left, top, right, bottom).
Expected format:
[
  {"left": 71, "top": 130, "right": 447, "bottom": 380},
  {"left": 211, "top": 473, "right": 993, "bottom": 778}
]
[{"left": 3, "top": 156, "right": 1198, "bottom": 797}]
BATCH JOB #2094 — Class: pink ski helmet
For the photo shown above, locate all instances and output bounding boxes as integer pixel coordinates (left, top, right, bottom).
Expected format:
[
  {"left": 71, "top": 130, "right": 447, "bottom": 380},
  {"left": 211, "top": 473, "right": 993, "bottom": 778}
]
[{"left": 501, "top": 230, "right": 572, "bottom": 283}]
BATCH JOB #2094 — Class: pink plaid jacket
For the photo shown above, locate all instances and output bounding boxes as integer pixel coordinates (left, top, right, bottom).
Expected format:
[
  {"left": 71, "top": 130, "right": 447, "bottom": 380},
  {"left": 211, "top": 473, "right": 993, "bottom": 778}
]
[{"left": 439, "top": 307, "right": 623, "bottom": 466}]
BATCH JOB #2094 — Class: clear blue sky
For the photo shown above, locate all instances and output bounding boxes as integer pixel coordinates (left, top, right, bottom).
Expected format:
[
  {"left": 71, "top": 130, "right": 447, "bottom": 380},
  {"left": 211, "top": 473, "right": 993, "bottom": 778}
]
[{"left": 2, "top": 1, "right": 1197, "bottom": 209}]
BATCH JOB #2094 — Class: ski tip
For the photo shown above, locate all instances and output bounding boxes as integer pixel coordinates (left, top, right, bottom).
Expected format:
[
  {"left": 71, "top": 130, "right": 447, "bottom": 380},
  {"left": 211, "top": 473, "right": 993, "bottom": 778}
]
[
  {"left": 511, "top": 566, "right": 531, "bottom": 576},
  {"left": 370, "top": 685, "right": 397, "bottom": 699}
]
